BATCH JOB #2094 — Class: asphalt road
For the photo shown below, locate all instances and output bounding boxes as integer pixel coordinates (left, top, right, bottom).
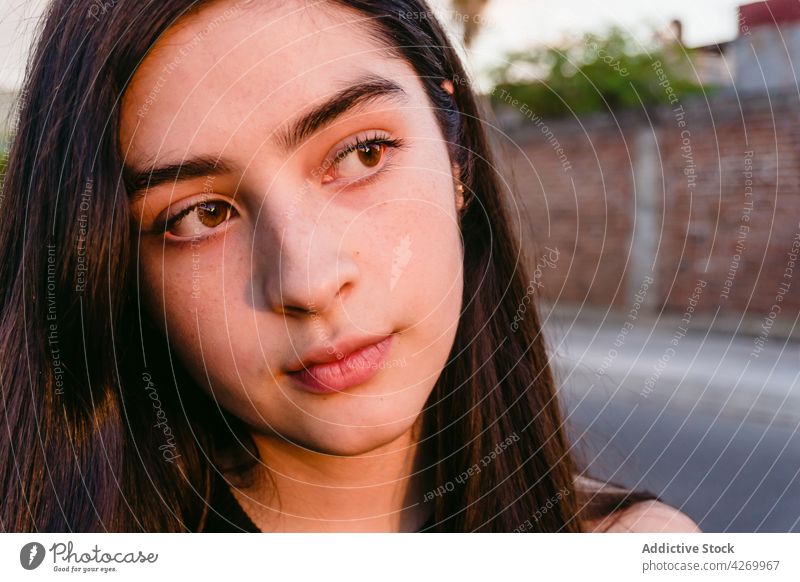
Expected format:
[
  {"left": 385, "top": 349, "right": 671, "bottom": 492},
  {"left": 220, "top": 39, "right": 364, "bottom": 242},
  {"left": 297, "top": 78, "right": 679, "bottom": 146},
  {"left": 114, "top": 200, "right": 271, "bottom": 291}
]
[{"left": 544, "top": 313, "right": 800, "bottom": 532}]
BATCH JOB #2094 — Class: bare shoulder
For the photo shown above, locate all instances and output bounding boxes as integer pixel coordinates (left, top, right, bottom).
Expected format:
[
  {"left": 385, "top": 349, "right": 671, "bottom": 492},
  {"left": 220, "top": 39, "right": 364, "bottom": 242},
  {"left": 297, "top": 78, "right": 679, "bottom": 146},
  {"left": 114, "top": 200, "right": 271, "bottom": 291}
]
[
  {"left": 587, "top": 500, "right": 702, "bottom": 533},
  {"left": 575, "top": 476, "right": 701, "bottom": 533}
]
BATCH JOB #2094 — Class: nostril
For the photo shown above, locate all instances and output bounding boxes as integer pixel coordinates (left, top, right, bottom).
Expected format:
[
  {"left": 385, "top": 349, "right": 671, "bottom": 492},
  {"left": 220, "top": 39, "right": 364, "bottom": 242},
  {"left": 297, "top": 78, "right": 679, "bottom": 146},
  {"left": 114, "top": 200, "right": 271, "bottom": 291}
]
[{"left": 279, "top": 305, "right": 308, "bottom": 317}]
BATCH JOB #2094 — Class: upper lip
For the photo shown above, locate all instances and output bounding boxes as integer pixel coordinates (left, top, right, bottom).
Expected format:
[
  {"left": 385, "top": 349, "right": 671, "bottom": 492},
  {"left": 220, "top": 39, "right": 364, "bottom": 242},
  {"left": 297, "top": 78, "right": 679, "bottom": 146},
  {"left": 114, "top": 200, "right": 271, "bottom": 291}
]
[{"left": 286, "top": 333, "right": 393, "bottom": 373}]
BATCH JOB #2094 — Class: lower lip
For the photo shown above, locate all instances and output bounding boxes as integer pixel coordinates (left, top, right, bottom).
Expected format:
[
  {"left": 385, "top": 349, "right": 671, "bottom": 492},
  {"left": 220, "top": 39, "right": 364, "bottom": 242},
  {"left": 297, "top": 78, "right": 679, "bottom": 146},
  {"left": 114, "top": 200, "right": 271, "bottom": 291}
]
[{"left": 287, "top": 335, "right": 395, "bottom": 394}]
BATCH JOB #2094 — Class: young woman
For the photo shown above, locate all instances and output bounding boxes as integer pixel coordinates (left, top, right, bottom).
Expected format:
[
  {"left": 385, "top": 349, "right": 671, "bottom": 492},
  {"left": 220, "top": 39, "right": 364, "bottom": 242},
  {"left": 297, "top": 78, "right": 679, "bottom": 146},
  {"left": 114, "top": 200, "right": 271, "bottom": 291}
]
[{"left": 0, "top": 0, "right": 700, "bottom": 533}]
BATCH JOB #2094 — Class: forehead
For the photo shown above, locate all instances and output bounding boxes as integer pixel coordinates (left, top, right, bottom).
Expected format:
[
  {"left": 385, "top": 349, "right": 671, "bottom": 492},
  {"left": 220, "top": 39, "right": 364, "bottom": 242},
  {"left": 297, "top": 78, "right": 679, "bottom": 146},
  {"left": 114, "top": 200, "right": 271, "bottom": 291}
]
[{"left": 119, "top": 0, "right": 422, "bottom": 167}]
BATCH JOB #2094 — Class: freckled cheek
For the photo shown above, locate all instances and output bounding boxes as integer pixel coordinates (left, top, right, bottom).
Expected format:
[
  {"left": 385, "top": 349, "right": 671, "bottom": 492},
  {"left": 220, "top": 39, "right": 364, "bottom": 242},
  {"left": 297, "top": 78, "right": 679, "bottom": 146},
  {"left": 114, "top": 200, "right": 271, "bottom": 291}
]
[
  {"left": 137, "top": 246, "right": 236, "bottom": 326},
  {"left": 137, "top": 248, "right": 262, "bottom": 380},
  {"left": 376, "top": 193, "right": 463, "bottom": 299}
]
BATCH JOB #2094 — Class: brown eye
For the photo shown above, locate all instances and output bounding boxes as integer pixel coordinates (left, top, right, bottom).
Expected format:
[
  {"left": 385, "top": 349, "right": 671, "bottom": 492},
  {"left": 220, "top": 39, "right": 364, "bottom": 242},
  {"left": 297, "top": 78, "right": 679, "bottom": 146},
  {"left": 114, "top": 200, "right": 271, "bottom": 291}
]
[
  {"left": 322, "top": 133, "right": 404, "bottom": 185},
  {"left": 196, "top": 201, "right": 231, "bottom": 228},
  {"left": 356, "top": 142, "right": 383, "bottom": 168},
  {"left": 165, "top": 199, "right": 237, "bottom": 238},
  {"left": 332, "top": 142, "right": 387, "bottom": 180}
]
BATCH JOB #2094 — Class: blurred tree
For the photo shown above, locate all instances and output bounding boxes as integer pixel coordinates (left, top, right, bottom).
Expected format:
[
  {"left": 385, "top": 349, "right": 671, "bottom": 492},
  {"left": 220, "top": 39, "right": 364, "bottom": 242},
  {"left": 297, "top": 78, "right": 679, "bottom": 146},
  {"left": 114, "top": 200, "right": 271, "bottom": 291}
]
[
  {"left": 450, "top": 0, "right": 490, "bottom": 48},
  {"left": 488, "top": 26, "right": 711, "bottom": 119}
]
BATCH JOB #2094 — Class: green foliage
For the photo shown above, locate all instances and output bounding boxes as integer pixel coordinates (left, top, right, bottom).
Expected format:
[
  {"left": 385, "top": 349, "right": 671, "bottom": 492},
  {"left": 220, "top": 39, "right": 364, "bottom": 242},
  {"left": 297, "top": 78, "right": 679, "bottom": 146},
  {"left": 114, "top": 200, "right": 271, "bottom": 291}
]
[{"left": 488, "top": 27, "right": 711, "bottom": 119}]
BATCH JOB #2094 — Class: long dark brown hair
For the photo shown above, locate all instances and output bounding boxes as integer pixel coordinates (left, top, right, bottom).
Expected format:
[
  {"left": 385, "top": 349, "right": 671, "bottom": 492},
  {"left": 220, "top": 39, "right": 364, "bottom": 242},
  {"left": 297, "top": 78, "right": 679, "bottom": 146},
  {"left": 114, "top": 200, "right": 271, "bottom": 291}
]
[{"left": 0, "top": 0, "right": 656, "bottom": 532}]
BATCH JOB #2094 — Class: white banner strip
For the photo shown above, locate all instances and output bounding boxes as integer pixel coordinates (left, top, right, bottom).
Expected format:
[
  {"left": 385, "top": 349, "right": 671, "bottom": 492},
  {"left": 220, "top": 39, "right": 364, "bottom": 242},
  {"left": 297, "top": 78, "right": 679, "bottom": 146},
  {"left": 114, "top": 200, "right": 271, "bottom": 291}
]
[{"left": 1, "top": 533, "right": 798, "bottom": 581}]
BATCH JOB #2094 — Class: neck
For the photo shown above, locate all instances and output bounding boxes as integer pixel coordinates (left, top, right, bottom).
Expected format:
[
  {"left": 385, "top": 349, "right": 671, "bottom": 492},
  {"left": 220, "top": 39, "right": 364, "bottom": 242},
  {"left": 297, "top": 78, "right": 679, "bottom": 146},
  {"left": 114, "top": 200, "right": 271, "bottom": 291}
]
[{"left": 231, "top": 418, "right": 435, "bottom": 532}]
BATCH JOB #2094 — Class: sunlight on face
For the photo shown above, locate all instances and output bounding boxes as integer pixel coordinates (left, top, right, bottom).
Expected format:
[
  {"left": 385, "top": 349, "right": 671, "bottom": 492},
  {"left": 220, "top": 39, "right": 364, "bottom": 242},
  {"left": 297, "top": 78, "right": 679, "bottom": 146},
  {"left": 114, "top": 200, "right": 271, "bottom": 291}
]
[{"left": 119, "top": 0, "right": 464, "bottom": 456}]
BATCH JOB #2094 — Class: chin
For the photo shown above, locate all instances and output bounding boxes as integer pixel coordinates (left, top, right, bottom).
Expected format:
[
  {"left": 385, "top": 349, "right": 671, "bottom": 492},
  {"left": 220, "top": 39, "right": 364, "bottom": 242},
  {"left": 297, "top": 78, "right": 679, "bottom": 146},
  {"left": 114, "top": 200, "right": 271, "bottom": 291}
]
[
  {"left": 278, "top": 379, "right": 434, "bottom": 456},
  {"left": 291, "top": 416, "right": 423, "bottom": 457}
]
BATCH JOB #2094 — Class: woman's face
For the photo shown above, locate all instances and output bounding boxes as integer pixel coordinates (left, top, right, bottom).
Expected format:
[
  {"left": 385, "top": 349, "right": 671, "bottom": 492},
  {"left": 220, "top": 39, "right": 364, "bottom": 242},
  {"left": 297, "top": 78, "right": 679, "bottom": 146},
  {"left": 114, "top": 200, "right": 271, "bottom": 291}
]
[{"left": 120, "top": 0, "right": 465, "bottom": 455}]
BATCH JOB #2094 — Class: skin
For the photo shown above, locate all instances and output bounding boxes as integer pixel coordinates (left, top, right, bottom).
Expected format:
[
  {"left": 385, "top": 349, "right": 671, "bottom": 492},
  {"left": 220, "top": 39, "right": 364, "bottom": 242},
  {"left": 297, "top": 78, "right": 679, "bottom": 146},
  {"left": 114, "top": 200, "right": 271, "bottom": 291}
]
[
  {"left": 578, "top": 477, "right": 702, "bottom": 533},
  {"left": 588, "top": 501, "right": 702, "bottom": 533},
  {"left": 120, "top": 0, "right": 464, "bottom": 532}
]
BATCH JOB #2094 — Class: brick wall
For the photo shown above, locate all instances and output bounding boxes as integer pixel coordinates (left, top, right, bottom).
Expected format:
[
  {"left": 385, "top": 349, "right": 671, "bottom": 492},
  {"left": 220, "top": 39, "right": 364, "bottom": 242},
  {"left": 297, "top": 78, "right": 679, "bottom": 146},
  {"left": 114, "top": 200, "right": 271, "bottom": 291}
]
[{"left": 493, "top": 87, "right": 800, "bottom": 328}]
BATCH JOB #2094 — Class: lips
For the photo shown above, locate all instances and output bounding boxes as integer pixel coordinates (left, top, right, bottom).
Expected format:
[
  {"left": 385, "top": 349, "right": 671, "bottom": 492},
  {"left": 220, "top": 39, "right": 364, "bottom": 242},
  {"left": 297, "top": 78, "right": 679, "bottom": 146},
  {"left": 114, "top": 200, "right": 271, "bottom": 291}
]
[{"left": 286, "top": 334, "right": 395, "bottom": 394}]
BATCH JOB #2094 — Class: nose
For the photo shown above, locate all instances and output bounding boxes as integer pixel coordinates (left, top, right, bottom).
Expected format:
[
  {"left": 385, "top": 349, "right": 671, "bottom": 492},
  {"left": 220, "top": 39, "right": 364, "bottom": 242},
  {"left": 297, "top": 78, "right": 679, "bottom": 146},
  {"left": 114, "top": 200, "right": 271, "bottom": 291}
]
[{"left": 255, "top": 184, "right": 360, "bottom": 318}]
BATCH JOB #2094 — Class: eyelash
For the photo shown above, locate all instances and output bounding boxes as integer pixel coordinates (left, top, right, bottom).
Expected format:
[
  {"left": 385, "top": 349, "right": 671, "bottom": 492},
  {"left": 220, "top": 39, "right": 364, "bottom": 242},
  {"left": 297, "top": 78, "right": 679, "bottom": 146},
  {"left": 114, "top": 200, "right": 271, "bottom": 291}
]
[
  {"left": 164, "top": 200, "right": 232, "bottom": 228},
  {"left": 325, "top": 131, "right": 405, "bottom": 184},
  {"left": 154, "top": 198, "right": 238, "bottom": 242},
  {"left": 153, "top": 132, "right": 405, "bottom": 244}
]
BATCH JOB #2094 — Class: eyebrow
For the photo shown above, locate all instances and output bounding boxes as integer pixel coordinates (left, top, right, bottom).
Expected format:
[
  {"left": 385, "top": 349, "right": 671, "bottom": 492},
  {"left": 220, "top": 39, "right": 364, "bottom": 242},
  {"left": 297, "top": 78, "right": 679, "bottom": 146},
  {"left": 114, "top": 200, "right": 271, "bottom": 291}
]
[{"left": 124, "top": 74, "right": 408, "bottom": 198}]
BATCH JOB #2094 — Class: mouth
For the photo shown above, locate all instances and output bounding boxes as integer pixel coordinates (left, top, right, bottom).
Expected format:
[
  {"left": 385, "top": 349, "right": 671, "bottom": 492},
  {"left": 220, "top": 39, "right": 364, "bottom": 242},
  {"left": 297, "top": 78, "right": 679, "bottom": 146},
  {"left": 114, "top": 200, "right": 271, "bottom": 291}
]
[{"left": 286, "top": 334, "right": 395, "bottom": 394}]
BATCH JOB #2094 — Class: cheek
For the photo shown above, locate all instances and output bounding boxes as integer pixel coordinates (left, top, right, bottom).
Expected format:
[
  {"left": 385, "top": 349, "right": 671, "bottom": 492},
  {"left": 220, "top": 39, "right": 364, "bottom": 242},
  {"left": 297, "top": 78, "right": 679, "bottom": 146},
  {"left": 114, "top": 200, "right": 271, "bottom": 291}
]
[
  {"left": 137, "top": 239, "right": 251, "bottom": 359},
  {"left": 350, "top": 172, "right": 464, "bottom": 401},
  {"left": 366, "top": 173, "right": 463, "bottom": 316},
  {"left": 137, "top": 240, "right": 275, "bottom": 422},
  {"left": 139, "top": 243, "right": 210, "bottom": 317}
]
